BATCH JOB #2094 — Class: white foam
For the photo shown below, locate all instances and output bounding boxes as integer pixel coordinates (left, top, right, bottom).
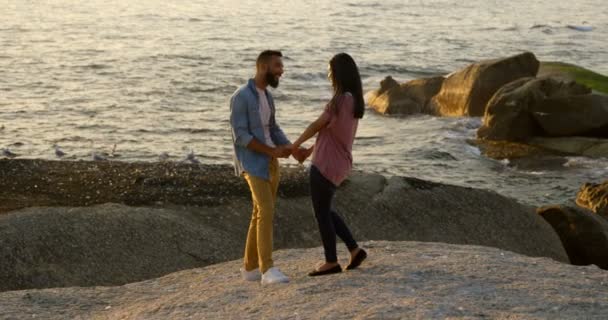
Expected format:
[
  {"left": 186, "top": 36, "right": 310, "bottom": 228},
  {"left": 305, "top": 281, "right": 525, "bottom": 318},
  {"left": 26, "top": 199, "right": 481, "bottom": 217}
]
[
  {"left": 465, "top": 145, "right": 481, "bottom": 156},
  {"left": 563, "top": 156, "right": 607, "bottom": 169},
  {"left": 525, "top": 171, "right": 547, "bottom": 176},
  {"left": 566, "top": 25, "right": 594, "bottom": 32}
]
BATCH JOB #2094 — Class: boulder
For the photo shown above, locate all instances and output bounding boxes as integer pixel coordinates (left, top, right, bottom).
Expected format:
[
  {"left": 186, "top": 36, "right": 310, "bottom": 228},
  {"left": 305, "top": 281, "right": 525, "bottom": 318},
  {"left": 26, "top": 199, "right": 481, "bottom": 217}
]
[
  {"left": 367, "top": 76, "right": 444, "bottom": 115},
  {"left": 537, "top": 205, "right": 608, "bottom": 269},
  {"left": 0, "top": 204, "right": 241, "bottom": 292},
  {"left": 477, "top": 77, "right": 590, "bottom": 141},
  {"left": 335, "top": 174, "right": 568, "bottom": 266},
  {"left": 576, "top": 181, "right": 608, "bottom": 218},
  {"left": 539, "top": 61, "right": 608, "bottom": 94},
  {"left": 376, "top": 75, "right": 400, "bottom": 94},
  {"left": 2, "top": 241, "right": 607, "bottom": 320},
  {"left": 429, "top": 52, "right": 540, "bottom": 117},
  {"left": 532, "top": 94, "right": 608, "bottom": 137}
]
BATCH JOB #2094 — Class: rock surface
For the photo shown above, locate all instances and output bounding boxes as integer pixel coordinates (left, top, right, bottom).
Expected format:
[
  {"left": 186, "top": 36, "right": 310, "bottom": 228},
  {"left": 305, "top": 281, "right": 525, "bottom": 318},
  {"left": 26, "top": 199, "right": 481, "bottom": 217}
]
[
  {"left": 0, "top": 159, "right": 308, "bottom": 214},
  {"left": 539, "top": 61, "right": 608, "bottom": 94},
  {"left": 472, "top": 62, "right": 608, "bottom": 160},
  {"left": 475, "top": 75, "right": 608, "bottom": 159},
  {"left": 0, "top": 204, "right": 241, "bottom": 292},
  {"left": 1, "top": 241, "right": 606, "bottom": 320},
  {"left": 477, "top": 77, "right": 591, "bottom": 141},
  {"left": 577, "top": 181, "right": 608, "bottom": 218},
  {"left": 468, "top": 139, "right": 569, "bottom": 160},
  {"left": 538, "top": 205, "right": 608, "bottom": 269},
  {"left": 429, "top": 52, "right": 539, "bottom": 117},
  {"left": 532, "top": 93, "right": 608, "bottom": 138},
  {"left": 529, "top": 136, "right": 608, "bottom": 158},
  {"left": 0, "top": 160, "right": 569, "bottom": 291},
  {"left": 367, "top": 76, "right": 444, "bottom": 115}
]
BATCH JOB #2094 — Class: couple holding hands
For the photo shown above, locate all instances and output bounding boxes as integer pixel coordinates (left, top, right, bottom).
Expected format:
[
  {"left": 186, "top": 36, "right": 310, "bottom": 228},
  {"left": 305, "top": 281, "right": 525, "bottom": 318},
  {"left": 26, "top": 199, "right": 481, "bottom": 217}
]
[{"left": 230, "top": 50, "right": 367, "bottom": 284}]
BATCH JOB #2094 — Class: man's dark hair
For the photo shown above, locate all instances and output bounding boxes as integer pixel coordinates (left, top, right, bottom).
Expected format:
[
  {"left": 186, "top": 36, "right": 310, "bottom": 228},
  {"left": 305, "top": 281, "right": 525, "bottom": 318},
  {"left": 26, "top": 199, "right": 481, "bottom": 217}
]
[{"left": 256, "top": 50, "right": 283, "bottom": 66}]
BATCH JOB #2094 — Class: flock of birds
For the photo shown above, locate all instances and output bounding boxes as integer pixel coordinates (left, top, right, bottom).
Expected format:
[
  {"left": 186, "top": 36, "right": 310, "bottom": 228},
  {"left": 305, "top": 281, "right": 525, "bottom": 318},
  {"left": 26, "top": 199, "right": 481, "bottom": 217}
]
[
  {"left": 2, "top": 122, "right": 202, "bottom": 163},
  {"left": 0, "top": 143, "right": 202, "bottom": 164}
]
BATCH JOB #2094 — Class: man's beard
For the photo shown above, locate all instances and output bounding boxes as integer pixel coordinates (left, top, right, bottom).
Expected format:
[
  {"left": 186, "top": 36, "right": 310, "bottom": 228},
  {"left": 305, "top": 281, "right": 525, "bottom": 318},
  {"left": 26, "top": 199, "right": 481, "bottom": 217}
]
[{"left": 266, "top": 71, "right": 279, "bottom": 88}]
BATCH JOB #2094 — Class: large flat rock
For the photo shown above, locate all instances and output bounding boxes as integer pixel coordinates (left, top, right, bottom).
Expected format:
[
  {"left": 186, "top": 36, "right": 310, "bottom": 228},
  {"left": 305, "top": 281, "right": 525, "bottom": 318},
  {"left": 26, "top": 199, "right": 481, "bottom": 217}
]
[{"left": 1, "top": 241, "right": 605, "bottom": 320}]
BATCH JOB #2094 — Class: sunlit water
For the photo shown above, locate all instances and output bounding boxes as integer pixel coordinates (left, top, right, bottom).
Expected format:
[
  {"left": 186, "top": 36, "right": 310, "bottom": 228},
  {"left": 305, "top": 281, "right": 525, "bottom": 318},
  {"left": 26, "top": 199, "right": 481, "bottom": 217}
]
[{"left": 1, "top": 0, "right": 607, "bottom": 205}]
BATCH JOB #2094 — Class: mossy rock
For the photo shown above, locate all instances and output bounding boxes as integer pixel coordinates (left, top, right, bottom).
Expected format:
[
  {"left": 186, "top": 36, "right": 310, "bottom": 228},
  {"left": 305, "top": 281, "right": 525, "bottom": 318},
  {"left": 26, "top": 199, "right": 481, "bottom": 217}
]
[{"left": 539, "top": 62, "right": 608, "bottom": 94}]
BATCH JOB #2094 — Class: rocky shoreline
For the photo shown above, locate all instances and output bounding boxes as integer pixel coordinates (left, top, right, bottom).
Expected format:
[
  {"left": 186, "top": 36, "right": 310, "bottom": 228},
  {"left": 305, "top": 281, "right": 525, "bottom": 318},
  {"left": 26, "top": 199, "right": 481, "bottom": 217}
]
[
  {"left": 1, "top": 157, "right": 607, "bottom": 318},
  {"left": 1, "top": 158, "right": 572, "bottom": 291},
  {"left": 366, "top": 52, "right": 608, "bottom": 160},
  {"left": 0, "top": 159, "right": 309, "bottom": 214}
]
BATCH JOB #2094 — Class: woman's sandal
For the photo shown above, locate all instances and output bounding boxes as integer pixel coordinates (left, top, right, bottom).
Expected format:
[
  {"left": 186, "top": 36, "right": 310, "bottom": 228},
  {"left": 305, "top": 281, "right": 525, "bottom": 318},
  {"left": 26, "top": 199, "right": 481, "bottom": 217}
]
[
  {"left": 308, "top": 264, "right": 343, "bottom": 277},
  {"left": 346, "top": 249, "right": 367, "bottom": 270}
]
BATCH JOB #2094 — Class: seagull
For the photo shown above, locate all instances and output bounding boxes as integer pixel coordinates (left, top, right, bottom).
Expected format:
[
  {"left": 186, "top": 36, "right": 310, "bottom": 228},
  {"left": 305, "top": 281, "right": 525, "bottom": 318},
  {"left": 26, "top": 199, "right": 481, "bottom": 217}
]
[
  {"left": 92, "top": 151, "right": 107, "bottom": 161},
  {"left": 53, "top": 144, "right": 66, "bottom": 158},
  {"left": 185, "top": 150, "right": 200, "bottom": 164},
  {"left": 159, "top": 152, "right": 170, "bottom": 162},
  {"left": 2, "top": 148, "right": 18, "bottom": 158},
  {"left": 110, "top": 144, "right": 120, "bottom": 158}
]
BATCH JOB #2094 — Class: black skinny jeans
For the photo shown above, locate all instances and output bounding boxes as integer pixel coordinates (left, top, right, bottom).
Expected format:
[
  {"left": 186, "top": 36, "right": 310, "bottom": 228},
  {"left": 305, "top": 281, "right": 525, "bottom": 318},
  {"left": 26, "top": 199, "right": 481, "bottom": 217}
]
[{"left": 309, "top": 165, "right": 358, "bottom": 263}]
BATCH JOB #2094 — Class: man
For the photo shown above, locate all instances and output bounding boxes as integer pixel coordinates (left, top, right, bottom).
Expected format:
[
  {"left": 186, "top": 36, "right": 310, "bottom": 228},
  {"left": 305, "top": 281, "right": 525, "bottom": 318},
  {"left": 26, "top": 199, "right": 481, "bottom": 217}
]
[{"left": 230, "top": 50, "right": 303, "bottom": 284}]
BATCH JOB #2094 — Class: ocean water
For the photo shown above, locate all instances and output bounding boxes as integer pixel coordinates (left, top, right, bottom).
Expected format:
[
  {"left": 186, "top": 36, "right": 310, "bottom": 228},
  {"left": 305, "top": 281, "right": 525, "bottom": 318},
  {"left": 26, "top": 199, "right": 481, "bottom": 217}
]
[{"left": 1, "top": 0, "right": 607, "bottom": 205}]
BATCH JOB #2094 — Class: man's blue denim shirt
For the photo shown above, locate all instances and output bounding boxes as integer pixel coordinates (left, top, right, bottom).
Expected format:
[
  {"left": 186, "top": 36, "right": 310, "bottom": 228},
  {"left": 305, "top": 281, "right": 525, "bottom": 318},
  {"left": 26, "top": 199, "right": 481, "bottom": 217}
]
[{"left": 230, "top": 79, "right": 290, "bottom": 180}]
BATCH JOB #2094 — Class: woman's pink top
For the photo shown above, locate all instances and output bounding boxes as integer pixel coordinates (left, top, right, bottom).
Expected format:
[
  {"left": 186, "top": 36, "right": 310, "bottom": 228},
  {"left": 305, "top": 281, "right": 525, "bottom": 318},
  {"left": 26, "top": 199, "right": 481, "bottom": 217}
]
[{"left": 311, "top": 93, "right": 359, "bottom": 186}]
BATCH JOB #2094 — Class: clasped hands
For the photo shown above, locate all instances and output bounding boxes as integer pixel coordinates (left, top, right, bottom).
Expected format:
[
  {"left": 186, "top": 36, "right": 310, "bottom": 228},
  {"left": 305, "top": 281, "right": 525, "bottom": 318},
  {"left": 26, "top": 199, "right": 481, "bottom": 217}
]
[{"left": 272, "top": 144, "right": 313, "bottom": 164}]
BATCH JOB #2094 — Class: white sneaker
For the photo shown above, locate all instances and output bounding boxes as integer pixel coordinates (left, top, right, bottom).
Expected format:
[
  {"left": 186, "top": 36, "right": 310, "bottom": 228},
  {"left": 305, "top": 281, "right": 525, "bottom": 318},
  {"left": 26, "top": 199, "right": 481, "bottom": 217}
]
[
  {"left": 240, "top": 268, "right": 262, "bottom": 281},
  {"left": 261, "top": 267, "right": 290, "bottom": 285}
]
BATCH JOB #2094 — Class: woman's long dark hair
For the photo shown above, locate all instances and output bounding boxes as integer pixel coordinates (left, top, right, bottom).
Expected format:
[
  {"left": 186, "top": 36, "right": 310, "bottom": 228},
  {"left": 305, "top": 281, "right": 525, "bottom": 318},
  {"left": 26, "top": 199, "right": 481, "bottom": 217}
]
[{"left": 328, "top": 53, "right": 365, "bottom": 119}]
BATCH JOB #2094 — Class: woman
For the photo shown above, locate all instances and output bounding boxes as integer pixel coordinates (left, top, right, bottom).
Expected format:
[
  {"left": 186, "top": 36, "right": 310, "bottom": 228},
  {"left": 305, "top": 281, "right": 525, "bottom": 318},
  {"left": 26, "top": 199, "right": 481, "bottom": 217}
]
[{"left": 291, "top": 53, "right": 367, "bottom": 276}]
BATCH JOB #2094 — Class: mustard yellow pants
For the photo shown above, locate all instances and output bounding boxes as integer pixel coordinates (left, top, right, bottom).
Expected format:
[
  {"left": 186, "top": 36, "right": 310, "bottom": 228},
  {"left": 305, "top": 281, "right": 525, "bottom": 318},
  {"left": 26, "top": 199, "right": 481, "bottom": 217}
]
[{"left": 243, "top": 158, "right": 280, "bottom": 274}]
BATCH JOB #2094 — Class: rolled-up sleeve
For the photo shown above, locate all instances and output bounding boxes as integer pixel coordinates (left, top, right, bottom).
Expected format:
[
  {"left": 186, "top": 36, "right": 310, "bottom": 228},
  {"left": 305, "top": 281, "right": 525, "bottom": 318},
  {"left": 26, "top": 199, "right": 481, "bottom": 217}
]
[
  {"left": 270, "top": 118, "right": 290, "bottom": 146},
  {"left": 230, "top": 93, "right": 253, "bottom": 147}
]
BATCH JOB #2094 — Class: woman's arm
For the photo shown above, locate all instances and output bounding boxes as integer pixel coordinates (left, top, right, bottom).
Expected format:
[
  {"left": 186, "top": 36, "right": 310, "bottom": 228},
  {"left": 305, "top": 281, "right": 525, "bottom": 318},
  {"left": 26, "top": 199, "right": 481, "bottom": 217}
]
[{"left": 291, "top": 112, "right": 330, "bottom": 150}]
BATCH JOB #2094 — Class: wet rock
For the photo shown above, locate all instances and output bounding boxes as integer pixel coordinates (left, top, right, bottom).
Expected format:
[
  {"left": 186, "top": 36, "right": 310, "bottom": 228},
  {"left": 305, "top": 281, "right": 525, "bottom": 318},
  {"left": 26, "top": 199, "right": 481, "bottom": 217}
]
[
  {"left": 533, "top": 94, "right": 608, "bottom": 138},
  {"left": 576, "top": 181, "right": 608, "bottom": 218},
  {"left": 367, "top": 76, "right": 444, "bottom": 115},
  {"left": 529, "top": 136, "right": 608, "bottom": 158},
  {"left": 477, "top": 77, "right": 591, "bottom": 141},
  {"left": 429, "top": 52, "right": 540, "bottom": 117}
]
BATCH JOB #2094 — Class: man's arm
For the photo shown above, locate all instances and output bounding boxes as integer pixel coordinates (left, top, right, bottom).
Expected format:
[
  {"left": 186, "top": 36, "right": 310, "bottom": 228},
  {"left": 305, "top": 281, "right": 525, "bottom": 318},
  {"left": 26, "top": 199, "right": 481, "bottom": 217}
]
[
  {"left": 270, "top": 122, "right": 291, "bottom": 146},
  {"left": 248, "top": 138, "right": 290, "bottom": 158},
  {"left": 268, "top": 103, "right": 291, "bottom": 146},
  {"left": 230, "top": 93, "right": 254, "bottom": 148}
]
